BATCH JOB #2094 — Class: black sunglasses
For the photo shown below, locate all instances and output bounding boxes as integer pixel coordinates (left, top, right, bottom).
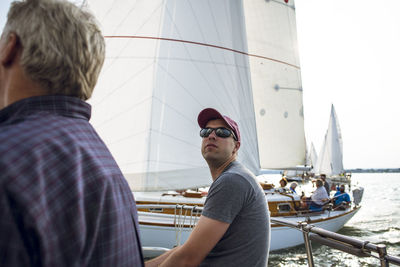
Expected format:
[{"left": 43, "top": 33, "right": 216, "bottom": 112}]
[{"left": 200, "top": 127, "right": 237, "bottom": 141}]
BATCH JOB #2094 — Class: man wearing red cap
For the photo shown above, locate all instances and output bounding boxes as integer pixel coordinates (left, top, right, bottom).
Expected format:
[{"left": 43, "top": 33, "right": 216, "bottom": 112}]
[{"left": 147, "top": 108, "right": 269, "bottom": 267}]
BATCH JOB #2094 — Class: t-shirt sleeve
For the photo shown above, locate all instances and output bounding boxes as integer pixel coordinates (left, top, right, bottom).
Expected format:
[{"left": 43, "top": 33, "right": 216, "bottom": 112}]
[{"left": 201, "top": 173, "right": 251, "bottom": 224}]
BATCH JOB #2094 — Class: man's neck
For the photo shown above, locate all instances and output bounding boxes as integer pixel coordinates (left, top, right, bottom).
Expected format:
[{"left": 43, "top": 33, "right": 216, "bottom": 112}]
[{"left": 207, "top": 155, "right": 236, "bottom": 181}]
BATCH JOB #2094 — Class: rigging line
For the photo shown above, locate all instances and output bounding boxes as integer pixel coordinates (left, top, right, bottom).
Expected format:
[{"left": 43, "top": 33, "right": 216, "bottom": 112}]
[
  {"left": 109, "top": 0, "right": 141, "bottom": 36},
  {"left": 103, "top": 129, "right": 148, "bottom": 146},
  {"left": 155, "top": 63, "right": 203, "bottom": 111},
  {"left": 121, "top": 160, "right": 204, "bottom": 169},
  {"left": 156, "top": 62, "right": 253, "bottom": 144},
  {"left": 156, "top": 67, "right": 253, "bottom": 139},
  {"left": 212, "top": 0, "right": 255, "bottom": 115},
  {"left": 151, "top": 94, "right": 199, "bottom": 128},
  {"left": 232, "top": 3, "right": 256, "bottom": 109},
  {"left": 283, "top": 0, "right": 301, "bottom": 80},
  {"left": 155, "top": 56, "right": 249, "bottom": 69},
  {"left": 141, "top": 160, "right": 203, "bottom": 168},
  {"left": 104, "top": 35, "right": 300, "bottom": 69},
  {"left": 151, "top": 128, "right": 201, "bottom": 149},
  {"left": 101, "top": 2, "right": 164, "bottom": 73},
  {"left": 98, "top": 0, "right": 118, "bottom": 22},
  {"left": 161, "top": 5, "right": 228, "bottom": 112},
  {"left": 94, "top": 97, "right": 152, "bottom": 129},
  {"left": 93, "top": 61, "right": 154, "bottom": 107},
  {"left": 187, "top": 1, "right": 240, "bottom": 107}
]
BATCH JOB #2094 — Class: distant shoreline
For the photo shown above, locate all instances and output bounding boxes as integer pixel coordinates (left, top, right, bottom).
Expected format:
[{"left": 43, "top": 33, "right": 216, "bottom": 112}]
[
  {"left": 260, "top": 168, "right": 400, "bottom": 174},
  {"left": 345, "top": 168, "right": 400, "bottom": 173}
]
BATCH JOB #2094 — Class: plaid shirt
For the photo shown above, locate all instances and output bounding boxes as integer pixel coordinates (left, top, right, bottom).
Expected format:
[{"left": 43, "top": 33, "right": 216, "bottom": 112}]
[{"left": 0, "top": 96, "right": 144, "bottom": 267}]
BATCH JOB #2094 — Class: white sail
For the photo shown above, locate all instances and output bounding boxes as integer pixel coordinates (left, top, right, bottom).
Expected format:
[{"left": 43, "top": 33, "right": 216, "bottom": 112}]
[
  {"left": 86, "top": 0, "right": 260, "bottom": 191},
  {"left": 243, "top": 0, "right": 307, "bottom": 169},
  {"left": 315, "top": 104, "right": 344, "bottom": 176},
  {"left": 307, "top": 142, "right": 318, "bottom": 170}
]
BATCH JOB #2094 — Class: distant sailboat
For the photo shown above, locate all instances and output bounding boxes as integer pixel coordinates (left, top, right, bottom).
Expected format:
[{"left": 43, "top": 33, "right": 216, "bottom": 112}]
[
  {"left": 315, "top": 104, "right": 350, "bottom": 183},
  {"left": 307, "top": 142, "right": 318, "bottom": 177}
]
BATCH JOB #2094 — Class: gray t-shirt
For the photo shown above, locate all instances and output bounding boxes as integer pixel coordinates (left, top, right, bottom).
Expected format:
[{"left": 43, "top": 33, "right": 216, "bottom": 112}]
[{"left": 200, "top": 161, "right": 270, "bottom": 267}]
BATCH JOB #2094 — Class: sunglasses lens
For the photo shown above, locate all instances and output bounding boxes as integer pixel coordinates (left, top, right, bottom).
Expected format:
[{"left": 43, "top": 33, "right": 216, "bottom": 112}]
[
  {"left": 200, "top": 127, "right": 234, "bottom": 139},
  {"left": 215, "top": 128, "right": 231, "bottom": 138},
  {"left": 200, "top": 128, "right": 212, "bottom": 138}
]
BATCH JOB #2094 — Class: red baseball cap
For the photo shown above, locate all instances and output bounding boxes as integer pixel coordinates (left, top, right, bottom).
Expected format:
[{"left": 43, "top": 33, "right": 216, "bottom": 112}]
[{"left": 197, "top": 108, "right": 241, "bottom": 142}]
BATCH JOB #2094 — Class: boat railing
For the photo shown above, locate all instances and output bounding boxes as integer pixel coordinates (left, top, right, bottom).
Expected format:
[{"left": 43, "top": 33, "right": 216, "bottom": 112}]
[
  {"left": 137, "top": 204, "right": 400, "bottom": 266},
  {"left": 271, "top": 217, "right": 400, "bottom": 267}
]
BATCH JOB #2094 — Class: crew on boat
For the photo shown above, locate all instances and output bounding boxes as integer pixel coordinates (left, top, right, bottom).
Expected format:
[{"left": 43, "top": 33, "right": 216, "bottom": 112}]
[
  {"left": 277, "top": 177, "right": 288, "bottom": 192},
  {"left": 333, "top": 184, "right": 351, "bottom": 210},
  {"left": 301, "top": 179, "right": 329, "bottom": 211},
  {"left": 289, "top": 182, "right": 298, "bottom": 194},
  {"left": 320, "top": 174, "right": 331, "bottom": 195}
]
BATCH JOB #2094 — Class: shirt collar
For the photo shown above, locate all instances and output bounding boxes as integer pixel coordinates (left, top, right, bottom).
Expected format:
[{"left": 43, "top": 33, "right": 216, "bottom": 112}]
[{"left": 0, "top": 95, "right": 91, "bottom": 124}]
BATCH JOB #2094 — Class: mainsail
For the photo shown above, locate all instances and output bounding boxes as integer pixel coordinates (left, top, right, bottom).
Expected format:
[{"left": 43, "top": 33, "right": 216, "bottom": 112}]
[
  {"left": 86, "top": 0, "right": 260, "bottom": 191},
  {"left": 243, "top": 0, "right": 307, "bottom": 169},
  {"left": 315, "top": 104, "right": 345, "bottom": 176}
]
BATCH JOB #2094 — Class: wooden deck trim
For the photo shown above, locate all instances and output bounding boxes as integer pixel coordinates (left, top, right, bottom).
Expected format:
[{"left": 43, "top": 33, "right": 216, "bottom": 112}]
[{"left": 138, "top": 207, "right": 360, "bottom": 229}]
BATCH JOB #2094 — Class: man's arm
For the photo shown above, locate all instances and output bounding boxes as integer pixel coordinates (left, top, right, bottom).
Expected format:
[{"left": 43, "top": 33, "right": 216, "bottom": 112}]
[
  {"left": 158, "top": 215, "right": 230, "bottom": 267},
  {"left": 145, "top": 247, "right": 178, "bottom": 267}
]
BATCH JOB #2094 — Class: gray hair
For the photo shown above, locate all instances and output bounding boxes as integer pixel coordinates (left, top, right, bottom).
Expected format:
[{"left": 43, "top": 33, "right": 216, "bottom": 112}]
[{"left": 3, "top": 0, "right": 105, "bottom": 100}]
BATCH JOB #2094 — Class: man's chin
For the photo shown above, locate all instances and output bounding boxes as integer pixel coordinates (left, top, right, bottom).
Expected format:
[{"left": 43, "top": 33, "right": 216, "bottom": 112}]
[{"left": 202, "top": 152, "right": 219, "bottom": 162}]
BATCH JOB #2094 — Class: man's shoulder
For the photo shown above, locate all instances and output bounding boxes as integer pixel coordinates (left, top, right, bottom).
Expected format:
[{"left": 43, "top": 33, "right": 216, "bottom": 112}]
[
  {"left": 222, "top": 161, "right": 255, "bottom": 179},
  {"left": 217, "top": 162, "right": 262, "bottom": 194},
  {"left": 0, "top": 116, "right": 67, "bottom": 152}
]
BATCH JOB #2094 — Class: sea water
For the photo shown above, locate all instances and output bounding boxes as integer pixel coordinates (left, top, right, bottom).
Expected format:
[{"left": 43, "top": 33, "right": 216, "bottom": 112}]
[{"left": 268, "top": 172, "right": 400, "bottom": 266}]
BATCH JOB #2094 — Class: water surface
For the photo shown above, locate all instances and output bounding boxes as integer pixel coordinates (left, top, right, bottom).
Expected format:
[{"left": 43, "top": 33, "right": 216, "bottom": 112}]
[{"left": 268, "top": 173, "right": 400, "bottom": 266}]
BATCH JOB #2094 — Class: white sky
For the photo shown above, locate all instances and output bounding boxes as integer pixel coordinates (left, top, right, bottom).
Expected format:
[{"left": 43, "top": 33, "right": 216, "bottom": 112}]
[{"left": 1, "top": 0, "right": 399, "bottom": 169}]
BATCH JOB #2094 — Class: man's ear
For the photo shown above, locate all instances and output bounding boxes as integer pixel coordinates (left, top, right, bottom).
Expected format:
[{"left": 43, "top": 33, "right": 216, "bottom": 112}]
[
  {"left": 0, "top": 33, "right": 19, "bottom": 67},
  {"left": 233, "top": 141, "right": 240, "bottom": 154}
]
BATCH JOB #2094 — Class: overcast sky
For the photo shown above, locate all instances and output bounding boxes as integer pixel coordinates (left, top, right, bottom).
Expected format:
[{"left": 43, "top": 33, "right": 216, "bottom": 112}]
[{"left": 1, "top": 0, "right": 399, "bottom": 169}]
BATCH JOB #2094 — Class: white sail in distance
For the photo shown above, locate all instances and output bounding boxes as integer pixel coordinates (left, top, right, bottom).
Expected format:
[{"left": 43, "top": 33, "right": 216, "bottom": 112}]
[
  {"left": 86, "top": 0, "right": 260, "bottom": 191},
  {"left": 307, "top": 142, "right": 318, "bottom": 171},
  {"left": 315, "top": 104, "right": 344, "bottom": 176},
  {"left": 243, "top": 0, "right": 307, "bottom": 169}
]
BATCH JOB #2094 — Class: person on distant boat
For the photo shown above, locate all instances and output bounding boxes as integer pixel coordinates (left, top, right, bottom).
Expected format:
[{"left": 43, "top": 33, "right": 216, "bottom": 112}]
[
  {"left": 301, "top": 179, "right": 329, "bottom": 211},
  {"left": 290, "top": 182, "right": 298, "bottom": 194},
  {"left": 146, "top": 108, "right": 270, "bottom": 267},
  {"left": 276, "top": 177, "right": 288, "bottom": 193},
  {"left": 280, "top": 177, "right": 288, "bottom": 188},
  {"left": 333, "top": 185, "right": 351, "bottom": 210},
  {"left": 320, "top": 174, "right": 331, "bottom": 195},
  {"left": 0, "top": 1, "right": 143, "bottom": 266},
  {"left": 310, "top": 179, "right": 330, "bottom": 210}
]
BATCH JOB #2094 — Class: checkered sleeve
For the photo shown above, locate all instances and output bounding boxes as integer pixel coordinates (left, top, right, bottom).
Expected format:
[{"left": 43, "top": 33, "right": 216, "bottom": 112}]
[{"left": 0, "top": 188, "right": 33, "bottom": 266}]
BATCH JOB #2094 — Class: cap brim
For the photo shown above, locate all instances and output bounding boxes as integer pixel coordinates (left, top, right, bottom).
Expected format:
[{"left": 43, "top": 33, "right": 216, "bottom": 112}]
[{"left": 197, "top": 108, "right": 225, "bottom": 128}]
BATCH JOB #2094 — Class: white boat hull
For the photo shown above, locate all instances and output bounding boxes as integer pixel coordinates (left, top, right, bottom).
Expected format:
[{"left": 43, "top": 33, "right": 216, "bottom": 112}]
[
  {"left": 138, "top": 207, "right": 360, "bottom": 252},
  {"left": 269, "top": 208, "right": 359, "bottom": 250}
]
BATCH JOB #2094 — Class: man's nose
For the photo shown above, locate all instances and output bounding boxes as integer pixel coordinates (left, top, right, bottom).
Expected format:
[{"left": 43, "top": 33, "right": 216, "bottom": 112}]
[{"left": 208, "top": 130, "right": 217, "bottom": 139}]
